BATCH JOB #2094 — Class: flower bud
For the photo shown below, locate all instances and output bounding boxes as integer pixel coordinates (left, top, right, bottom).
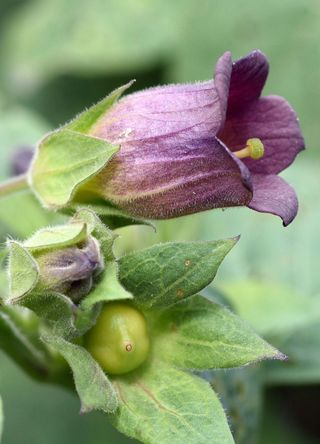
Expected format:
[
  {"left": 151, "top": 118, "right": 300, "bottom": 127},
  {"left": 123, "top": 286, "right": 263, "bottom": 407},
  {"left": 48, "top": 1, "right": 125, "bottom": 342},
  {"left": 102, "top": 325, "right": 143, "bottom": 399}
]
[
  {"left": 35, "top": 236, "right": 103, "bottom": 303},
  {"left": 10, "top": 145, "right": 34, "bottom": 176},
  {"left": 85, "top": 302, "right": 150, "bottom": 375}
]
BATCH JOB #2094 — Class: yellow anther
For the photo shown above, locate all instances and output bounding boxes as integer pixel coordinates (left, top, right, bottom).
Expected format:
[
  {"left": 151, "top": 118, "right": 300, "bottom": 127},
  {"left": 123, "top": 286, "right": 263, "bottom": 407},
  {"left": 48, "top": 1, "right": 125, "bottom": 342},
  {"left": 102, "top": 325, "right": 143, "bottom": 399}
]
[{"left": 233, "top": 138, "right": 265, "bottom": 160}]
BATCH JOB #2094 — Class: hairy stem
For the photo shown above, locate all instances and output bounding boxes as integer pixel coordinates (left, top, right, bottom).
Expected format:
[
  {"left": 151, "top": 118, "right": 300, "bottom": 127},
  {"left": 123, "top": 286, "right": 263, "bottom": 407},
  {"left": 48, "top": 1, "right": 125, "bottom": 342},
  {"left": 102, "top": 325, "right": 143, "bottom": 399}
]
[{"left": 0, "top": 174, "right": 29, "bottom": 198}]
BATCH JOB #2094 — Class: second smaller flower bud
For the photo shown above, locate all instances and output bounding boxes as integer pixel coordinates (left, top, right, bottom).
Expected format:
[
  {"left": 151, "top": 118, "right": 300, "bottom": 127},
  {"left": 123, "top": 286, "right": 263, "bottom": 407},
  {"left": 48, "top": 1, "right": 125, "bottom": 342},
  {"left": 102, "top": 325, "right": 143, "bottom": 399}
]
[{"left": 35, "top": 236, "right": 103, "bottom": 303}]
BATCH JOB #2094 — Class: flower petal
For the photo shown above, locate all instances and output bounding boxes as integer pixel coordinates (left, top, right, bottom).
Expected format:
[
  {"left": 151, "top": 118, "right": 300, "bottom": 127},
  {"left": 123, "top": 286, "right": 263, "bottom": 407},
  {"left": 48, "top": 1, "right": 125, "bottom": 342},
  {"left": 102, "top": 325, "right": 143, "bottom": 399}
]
[
  {"left": 89, "top": 136, "right": 252, "bottom": 219},
  {"left": 227, "top": 50, "right": 269, "bottom": 114},
  {"left": 91, "top": 81, "right": 222, "bottom": 143},
  {"left": 248, "top": 174, "right": 298, "bottom": 226},
  {"left": 213, "top": 51, "right": 232, "bottom": 127},
  {"left": 218, "top": 96, "right": 305, "bottom": 174}
]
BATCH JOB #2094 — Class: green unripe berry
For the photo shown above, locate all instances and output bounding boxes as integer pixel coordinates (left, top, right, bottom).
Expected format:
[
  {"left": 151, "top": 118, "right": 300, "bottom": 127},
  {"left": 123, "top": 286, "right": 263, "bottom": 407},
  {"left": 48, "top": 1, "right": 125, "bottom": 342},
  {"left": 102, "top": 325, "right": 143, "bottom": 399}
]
[{"left": 85, "top": 302, "right": 150, "bottom": 375}]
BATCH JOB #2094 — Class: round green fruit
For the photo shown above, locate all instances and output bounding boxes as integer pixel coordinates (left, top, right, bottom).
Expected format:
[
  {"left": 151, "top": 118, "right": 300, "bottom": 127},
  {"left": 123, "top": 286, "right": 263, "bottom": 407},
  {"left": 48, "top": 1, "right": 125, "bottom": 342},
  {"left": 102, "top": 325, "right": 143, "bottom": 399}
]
[{"left": 85, "top": 302, "right": 150, "bottom": 375}]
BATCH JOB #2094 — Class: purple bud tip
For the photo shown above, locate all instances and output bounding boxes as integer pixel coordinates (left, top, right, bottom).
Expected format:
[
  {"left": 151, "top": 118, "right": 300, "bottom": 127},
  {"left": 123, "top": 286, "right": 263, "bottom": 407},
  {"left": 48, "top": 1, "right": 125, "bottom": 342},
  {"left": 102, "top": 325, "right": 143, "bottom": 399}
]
[
  {"left": 36, "top": 236, "right": 103, "bottom": 302},
  {"left": 10, "top": 146, "right": 34, "bottom": 176}
]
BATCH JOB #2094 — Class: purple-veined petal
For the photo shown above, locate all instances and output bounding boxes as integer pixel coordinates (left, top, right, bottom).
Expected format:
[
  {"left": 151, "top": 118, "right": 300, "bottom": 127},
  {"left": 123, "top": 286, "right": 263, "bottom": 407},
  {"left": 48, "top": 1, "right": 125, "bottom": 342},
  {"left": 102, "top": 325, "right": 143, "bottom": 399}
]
[
  {"left": 248, "top": 174, "right": 298, "bottom": 226},
  {"left": 227, "top": 50, "right": 269, "bottom": 114},
  {"left": 87, "top": 136, "right": 252, "bottom": 219},
  {"left": 213, "top": 51, "right": 232, "bottom": 128},
  {"left": 218, "top": 95, "right": 305, "bottom": 175},
  {"left": 91, "top": 81, "right": 222, "bottom": 143}
]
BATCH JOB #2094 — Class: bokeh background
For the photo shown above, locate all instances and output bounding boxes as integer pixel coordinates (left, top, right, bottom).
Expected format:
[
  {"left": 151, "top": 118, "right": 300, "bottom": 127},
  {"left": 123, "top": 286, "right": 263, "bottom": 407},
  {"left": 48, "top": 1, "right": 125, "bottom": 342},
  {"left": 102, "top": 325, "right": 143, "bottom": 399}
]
[{"left": 0, "top": 0, "right": 319, "bottom": 443}]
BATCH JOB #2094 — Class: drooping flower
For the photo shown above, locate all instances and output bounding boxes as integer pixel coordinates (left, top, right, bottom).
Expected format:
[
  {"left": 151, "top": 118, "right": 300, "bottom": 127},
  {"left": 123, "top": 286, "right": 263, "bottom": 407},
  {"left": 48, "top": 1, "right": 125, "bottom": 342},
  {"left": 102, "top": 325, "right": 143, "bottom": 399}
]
[{"left": 81, "top": 50, "right": 304, "bottom": 226}]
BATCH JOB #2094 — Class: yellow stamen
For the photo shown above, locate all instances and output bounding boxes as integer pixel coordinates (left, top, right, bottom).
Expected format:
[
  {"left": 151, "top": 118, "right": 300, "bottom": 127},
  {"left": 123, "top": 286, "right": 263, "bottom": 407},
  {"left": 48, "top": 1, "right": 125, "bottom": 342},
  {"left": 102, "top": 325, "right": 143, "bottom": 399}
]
[{"left": 233, "top": 138, "right": 265, "bottom": 160}]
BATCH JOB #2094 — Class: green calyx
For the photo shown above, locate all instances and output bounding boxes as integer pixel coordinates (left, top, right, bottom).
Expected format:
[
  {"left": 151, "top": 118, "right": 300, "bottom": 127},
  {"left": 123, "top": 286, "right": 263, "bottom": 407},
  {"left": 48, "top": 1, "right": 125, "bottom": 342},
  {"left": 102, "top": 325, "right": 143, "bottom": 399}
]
[
  {"left": 85, "top": 302, "right": 150, "bottom": 375},
  {"left": 7, "top": 219, "right": 104, "bottom": 303},
  {"left": 29, "top": 82, "right": 134, "bottom": 210},
  {"left": 34, "top": 236, "right": 103, "bottom": 303}
]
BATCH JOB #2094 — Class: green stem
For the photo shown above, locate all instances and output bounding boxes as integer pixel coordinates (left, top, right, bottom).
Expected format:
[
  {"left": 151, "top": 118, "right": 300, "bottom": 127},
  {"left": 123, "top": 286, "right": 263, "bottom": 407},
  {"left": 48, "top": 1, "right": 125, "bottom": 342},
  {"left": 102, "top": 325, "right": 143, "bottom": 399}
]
[{"left": 0, "top": 174, "right": 29, "bottom": 198}]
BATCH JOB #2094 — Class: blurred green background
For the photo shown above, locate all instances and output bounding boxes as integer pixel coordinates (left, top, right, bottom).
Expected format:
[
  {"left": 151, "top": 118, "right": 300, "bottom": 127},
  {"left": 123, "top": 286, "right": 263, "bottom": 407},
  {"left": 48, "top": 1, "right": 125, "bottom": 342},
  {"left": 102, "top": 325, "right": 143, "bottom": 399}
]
[{"left": 0, "top": 0, "right": 319, "bottom": 443}]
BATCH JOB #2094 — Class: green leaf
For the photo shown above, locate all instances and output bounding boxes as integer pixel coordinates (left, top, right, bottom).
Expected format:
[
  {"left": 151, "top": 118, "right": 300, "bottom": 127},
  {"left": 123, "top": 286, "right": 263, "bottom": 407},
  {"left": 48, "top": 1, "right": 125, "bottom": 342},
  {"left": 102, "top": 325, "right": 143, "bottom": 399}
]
[
  {"left": 221, "top": 280, "right": 320, "bottom": 336},
  {"left": 65, "top": 82, "right": 134, "bottom": 134},
  {"left": 81, "top": 262, "right": 133, "bottom": 310},
  {"left": 10, "top": 288, "right": 99, "bottom": 339},
  {"left": 7, "top": 242, "right": 39, "bottom": 300},
  {"left": 153, "top": 295, "right": 283, "bottom": 369},
  {"left": 111, "top": 360, "right": 234, "bottom": 444},
  {"left": 43, "top": 336, "right": 118, "bottom": 414},
  {"left": 119, "top": 239, "right": 238, "bottom": 309},
  {"left": 23, "top": 222, "right": 87, "bottom": 251},
  {"left": 72, "top": 208, "right": 115, "bottom": 261},
  {"left": 0, "top": 266, "right": 7, "bottom": 298},
  {"left": 30, "top": 129, "right": 119, "bottom": 208},
  {"left": 73, "top": 303, "right": 101, "bottom": 336},
  {"left": 18, "top": 291, "right": 76, "bottom": 337}
]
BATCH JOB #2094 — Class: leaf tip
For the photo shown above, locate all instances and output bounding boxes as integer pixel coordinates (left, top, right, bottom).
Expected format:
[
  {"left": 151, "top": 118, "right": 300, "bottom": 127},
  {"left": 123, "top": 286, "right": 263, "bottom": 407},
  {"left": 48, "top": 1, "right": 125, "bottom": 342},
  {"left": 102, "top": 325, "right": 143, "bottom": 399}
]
[
  {"left": 260, "top": 347, "right": 288, "bottom": 363},
  {"left": 272, "top": 350, "right": 288, "bottom": 361},
  {"left": 221, "top": 235, "right": 240, "bottom": 254}
]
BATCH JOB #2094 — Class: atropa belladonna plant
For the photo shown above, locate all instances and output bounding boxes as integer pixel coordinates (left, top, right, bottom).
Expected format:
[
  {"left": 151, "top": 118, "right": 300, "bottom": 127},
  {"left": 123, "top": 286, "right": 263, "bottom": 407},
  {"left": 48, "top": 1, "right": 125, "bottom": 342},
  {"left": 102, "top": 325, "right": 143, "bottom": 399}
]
[
  {"left": 0, "top": 48, "right": 304, "bottom": 443},
  {"left": 1, "top": 209, "right": 285, "bottom": 443}
]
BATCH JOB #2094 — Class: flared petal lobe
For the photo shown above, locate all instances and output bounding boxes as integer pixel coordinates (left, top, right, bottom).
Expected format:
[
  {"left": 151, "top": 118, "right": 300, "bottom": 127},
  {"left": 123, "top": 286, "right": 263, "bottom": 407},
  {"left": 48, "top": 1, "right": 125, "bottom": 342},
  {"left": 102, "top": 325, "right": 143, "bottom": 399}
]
[
  {"left": 213, "top": 51, "right": 232, "bottom": 127},
  {"left": 218, "top": 96, "right": 305, "bottom": 174},
  {"left": 86, "top": 136, "right": 252, "bottom": 219},
  {"left": 227, "top": 50, "right": 269, "bottom": 113},
  {"left": 248, "top": 174, "right": 298, "bottom": 226}
]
